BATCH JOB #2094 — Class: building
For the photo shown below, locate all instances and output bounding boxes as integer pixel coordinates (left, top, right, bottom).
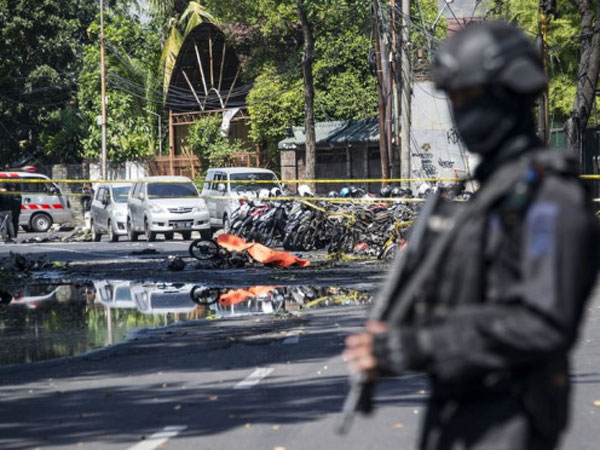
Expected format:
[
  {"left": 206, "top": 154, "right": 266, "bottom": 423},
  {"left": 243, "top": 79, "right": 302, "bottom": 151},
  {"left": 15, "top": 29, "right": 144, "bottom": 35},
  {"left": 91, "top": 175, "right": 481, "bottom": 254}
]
[
  {"left": 154, "top": 22, "right": 256, "bottom": 177},
  {"left": 278, "top": 82, "right": 476, "bottom": 194}
]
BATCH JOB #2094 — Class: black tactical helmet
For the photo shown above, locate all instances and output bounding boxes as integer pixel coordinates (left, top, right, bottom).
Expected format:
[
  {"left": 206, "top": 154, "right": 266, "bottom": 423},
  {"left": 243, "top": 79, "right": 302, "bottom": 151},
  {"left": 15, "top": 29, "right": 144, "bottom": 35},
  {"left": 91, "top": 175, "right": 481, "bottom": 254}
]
[
  {"left": 433, "top": 21, "right": 547, "bottom": 96},
  {"left": 380, "top": 185, "right": 392, "bottom": 197},
  {"left": 349, "top": 186, "right": 360, "bottom": 197},
  {"left": 328, "top": 190, "right": 339, "bottom": 198},
  {"left": 390, "top": 187, "right": 401, "bottom": 197}
]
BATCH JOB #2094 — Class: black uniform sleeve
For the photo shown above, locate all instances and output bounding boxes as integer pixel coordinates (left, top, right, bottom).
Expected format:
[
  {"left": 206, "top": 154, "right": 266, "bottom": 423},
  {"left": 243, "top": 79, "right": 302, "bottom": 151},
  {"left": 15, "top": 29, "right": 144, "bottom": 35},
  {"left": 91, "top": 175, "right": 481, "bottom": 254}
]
[{"left": 394, "top": 176, "right": 598, "bottom": 382}]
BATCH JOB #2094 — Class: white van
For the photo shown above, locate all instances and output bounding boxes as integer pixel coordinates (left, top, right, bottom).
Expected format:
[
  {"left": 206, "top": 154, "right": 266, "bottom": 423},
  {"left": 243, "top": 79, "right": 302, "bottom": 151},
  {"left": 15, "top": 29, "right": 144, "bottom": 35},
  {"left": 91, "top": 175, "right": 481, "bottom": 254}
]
[
  {"left": 127, "top": 176, "right": 211, "bottom": 241},
  {"left": 0, "top": 171, "right": 74, "bottom": 232},
  {"left": 200, "top": 167, "right": 281, "bottom": 230}
]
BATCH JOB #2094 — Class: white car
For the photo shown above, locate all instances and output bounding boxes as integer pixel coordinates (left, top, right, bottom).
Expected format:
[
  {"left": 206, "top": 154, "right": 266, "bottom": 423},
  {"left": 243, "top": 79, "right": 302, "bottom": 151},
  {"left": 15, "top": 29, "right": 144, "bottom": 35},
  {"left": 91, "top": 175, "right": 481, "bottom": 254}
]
[
  {"left": 0, "top": 171, "right": 74, "bottom": 232},
  {"left": 200, "top": 167, "right": 281, "bottom": 230},
  {"left": 91, "top": 183, "right": 131, "bottom": 242},
  {"left": 127, "top": 176, "right": 210, "bottom": 241}
]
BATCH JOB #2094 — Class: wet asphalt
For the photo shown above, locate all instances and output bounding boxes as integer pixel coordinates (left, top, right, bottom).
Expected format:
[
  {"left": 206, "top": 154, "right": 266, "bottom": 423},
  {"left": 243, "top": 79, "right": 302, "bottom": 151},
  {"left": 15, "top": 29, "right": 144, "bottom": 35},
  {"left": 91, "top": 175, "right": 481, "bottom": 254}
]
[{"left": 0, "top": 233, "right": 599, "bottom": 449}]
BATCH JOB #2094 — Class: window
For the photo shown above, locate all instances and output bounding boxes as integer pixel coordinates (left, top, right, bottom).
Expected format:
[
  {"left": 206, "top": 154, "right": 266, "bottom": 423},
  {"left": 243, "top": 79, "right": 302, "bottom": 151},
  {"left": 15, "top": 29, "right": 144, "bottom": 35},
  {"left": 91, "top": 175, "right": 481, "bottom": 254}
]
[
  {"left": 210, "top": 173, "right": 224, "bottom": 190},
  {"left": 21, "top": 178, "right": 53, "bottom": 193},
  {"left": 229, "top": 173, "right": 278, "bottom": 192},
  {"left": 130, "top": 183, "right": 141, "bottom": 197},
  {"left": 112, "top": 186, "right": 130, "bottom": 203},
  {"left": 204, "top": 172, "right": 214, "bottom": 191},
  {"left": 147, "top": 182, "right": 199, "bottom": 198}
]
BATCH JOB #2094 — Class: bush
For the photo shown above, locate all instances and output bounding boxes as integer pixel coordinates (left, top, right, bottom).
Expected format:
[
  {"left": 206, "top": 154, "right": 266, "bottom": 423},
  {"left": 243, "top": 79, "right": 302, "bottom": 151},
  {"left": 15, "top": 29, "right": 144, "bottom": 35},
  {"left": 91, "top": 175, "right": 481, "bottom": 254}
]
[{"left": 186, "top": 115, "right": 244, "bottom": 169}]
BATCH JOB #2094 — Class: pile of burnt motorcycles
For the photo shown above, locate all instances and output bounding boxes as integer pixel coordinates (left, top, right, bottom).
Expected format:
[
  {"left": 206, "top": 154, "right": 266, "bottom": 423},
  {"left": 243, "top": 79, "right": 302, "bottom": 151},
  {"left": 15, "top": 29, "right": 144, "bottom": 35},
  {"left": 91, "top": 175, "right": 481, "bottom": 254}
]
[{"left": 225, "top": 184, "right": 469, "bottom": 259}]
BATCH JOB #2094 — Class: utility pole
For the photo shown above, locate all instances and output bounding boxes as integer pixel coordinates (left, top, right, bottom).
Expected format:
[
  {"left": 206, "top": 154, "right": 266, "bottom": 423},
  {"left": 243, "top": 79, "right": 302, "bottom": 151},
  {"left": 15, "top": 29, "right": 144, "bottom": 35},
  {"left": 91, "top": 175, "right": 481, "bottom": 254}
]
[
  {"left": 145, "top": 109, "right": 162, "bottom": 156},
  {"left": 390, "top": 0, "right": 402, "bottom": 179},
  {"left": 399, "top": 0, "right": 411, "bottom": 187},
  {"left": 373, "top": 0, "right": 391, "bottom": 183},
  {"left": 537, "top": 0, "right": 550, "bottom": 145},
  {"left": 100, "top": 0, "right": 108, "bottom": 179}
]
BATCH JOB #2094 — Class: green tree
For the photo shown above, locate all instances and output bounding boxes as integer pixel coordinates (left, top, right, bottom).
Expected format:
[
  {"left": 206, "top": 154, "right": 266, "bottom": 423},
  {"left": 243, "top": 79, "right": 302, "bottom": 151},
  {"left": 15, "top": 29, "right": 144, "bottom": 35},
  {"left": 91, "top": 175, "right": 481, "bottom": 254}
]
[
  {"left": 78, "top": 12, "right": 162, "bottom": 162},
  {"left": 489, "top": 0, "right": 600, "bottom": 153},
  {"left": 0, "top": 0, "right": 95, "bottom": 165},
  {"left": 185, "top": 115, "right": 243, "bottom": 169}
]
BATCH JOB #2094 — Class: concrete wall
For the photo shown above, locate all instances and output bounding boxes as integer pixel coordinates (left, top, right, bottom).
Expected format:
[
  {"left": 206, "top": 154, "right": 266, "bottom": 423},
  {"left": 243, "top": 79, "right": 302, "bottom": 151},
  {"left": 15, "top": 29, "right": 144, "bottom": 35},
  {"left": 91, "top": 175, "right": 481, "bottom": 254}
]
[{"left": 410, "top": 81, "right": 478, "bottom": 192}]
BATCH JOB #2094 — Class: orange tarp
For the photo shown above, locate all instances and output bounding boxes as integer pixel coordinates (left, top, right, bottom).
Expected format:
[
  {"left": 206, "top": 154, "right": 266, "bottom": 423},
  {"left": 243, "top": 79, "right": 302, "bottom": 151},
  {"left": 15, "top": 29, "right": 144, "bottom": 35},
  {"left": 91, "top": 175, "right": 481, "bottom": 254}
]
[
  {"left": 219, "top": 286, "right": 277, "bottom": 307},
  {"left": 216, "top": 234, "right": 310, "bottom": 267}
]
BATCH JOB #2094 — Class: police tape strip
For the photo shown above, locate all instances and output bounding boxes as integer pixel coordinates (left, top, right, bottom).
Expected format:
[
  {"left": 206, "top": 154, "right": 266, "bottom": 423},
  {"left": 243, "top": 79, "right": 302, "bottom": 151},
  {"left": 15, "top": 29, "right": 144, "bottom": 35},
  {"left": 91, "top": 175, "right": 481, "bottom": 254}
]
[
  {"left": 0, "top": 177, "right": 462, "bottom": 184},
  {"left": 0, "top": 191, "right": 427, "bottom": 203},
  {"left": 3, "top": 175, "right": 600, "bottom": 185}
]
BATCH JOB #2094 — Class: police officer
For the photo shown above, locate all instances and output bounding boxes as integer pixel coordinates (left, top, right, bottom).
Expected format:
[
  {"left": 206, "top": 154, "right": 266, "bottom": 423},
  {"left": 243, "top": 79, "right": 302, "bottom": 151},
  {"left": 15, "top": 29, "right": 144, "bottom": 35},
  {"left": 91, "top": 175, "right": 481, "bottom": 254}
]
[
  {"left": 344, "top": 21, "right": 599, "bottom": 449},
  {"left": 6, "top": 182, "right": 21, "bottom": 238}
]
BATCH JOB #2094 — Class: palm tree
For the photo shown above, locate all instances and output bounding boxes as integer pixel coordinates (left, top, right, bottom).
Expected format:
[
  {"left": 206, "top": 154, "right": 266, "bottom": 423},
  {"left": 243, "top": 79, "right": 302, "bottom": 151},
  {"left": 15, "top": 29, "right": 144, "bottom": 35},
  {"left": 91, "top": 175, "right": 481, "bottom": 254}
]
[{"left": 146, "top": 1, "right": 216, "bottom": 96}]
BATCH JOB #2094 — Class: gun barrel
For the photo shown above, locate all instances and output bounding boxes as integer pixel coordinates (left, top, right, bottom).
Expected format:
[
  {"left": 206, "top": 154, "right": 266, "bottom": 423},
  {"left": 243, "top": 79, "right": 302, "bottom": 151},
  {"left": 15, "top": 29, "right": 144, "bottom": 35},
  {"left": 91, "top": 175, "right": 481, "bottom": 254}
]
[{"left": 335, "top": 372, "right": 373, "bottom": 434}]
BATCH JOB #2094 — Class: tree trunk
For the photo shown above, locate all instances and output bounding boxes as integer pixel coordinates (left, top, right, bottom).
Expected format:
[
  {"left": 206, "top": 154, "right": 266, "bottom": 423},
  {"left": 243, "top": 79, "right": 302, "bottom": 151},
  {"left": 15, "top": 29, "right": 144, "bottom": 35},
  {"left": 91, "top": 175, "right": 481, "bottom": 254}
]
[
  {"left": 565, "top": 0, "right": 600, "bottom": 166},
  {"left": 296, "top": 0, "right": 317, "bottom": 193}
]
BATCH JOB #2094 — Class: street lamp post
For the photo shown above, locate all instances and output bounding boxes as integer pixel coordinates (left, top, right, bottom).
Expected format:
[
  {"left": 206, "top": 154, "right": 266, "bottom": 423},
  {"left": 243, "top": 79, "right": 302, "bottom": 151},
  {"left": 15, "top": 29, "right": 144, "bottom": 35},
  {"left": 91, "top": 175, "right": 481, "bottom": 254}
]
[
  {"left": 145, "top": 109, "right": 162, "bottom": 156},
  {"left": 99, "top": 0, "right": 107, "bottom": 179}
]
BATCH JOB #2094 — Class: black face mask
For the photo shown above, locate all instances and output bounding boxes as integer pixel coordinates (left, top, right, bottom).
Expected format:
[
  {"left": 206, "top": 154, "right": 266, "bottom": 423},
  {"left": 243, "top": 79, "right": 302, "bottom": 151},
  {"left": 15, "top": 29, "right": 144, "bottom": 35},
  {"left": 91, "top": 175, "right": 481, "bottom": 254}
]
[{"left": 451, "top": 90, "right": 519, "bottom": 156}]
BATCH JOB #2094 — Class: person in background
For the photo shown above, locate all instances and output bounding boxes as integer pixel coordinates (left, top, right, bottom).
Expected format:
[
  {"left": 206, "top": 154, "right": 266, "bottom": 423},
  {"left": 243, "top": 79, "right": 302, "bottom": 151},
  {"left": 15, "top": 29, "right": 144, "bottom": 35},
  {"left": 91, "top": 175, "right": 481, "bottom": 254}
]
[
  {"left": 6, "top": 182, "right": 21, "bottom": 238},
  {"left": 81, "top": 182, "right": 94, "bottom": 229},
  {"left": 343, "top": 21, "right": 599, "bottom": 450},
  {"left": 0, "top": 184, "right": 16, "bottom": 242}
]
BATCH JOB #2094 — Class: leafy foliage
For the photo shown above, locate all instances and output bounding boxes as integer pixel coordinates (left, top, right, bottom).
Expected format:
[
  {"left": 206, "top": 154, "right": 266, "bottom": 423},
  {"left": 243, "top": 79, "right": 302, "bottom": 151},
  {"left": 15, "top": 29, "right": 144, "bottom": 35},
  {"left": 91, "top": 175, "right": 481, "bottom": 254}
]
[
  {"left": 77, "top": 12, "right": 162, "bottom": 162},
  {"left": 0, "top": 0, "right": 95, "bottom": 165},
  {"left": 186, "top": 115, "right": 244, "bottom": 168},
  {"left": 157, "top": 1, "right": 215, "bottom": 96},
  {"left": 489, "top": 0, "right": 600, "bottom": 125}
]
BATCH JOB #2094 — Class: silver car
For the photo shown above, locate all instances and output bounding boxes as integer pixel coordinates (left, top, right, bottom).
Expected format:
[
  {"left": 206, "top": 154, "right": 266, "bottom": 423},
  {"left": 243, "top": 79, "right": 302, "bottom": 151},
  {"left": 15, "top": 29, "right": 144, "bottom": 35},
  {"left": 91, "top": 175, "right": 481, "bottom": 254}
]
[
  {"left": 127, "top": 176, "right": 211, "bottom": 241},
  {"left": 91, "top": 183, "right": 132, "bottom": 242}
]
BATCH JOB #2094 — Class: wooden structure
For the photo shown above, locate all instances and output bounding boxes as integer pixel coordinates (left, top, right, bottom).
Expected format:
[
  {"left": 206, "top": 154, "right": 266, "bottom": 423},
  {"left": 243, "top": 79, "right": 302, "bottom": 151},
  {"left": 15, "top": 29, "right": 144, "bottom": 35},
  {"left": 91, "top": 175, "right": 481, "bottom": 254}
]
[{"left": 158, "top": 22, "right": 255, "bottom": 176}]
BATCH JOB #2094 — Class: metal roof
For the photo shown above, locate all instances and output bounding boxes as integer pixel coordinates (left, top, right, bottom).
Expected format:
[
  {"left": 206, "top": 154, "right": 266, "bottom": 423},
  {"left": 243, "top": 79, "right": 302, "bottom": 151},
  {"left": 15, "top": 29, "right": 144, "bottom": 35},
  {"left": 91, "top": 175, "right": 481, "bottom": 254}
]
[{"left": 278, "top": 119, "right": 380, "bottom": 150}]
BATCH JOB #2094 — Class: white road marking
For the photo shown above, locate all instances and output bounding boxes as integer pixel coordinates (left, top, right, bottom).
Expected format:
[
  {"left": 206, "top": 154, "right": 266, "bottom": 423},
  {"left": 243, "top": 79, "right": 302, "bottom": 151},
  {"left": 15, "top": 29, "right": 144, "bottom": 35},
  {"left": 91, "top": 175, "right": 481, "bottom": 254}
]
[
  {"left": 283, "top": 335, "right": 300, "bottom": 344},
  {"left": 126, "top": 425, "right": 187, "bottom": 450},
  {"left": 234, "top": 367, "right": 274, "bottom": 389}
]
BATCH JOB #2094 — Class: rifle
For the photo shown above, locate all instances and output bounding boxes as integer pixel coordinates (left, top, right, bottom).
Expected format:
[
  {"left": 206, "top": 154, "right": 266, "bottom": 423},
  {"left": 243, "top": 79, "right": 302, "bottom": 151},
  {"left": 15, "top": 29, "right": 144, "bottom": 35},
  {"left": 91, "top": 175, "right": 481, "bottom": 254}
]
[
  {"left": 336, "top": 191, "right": 443, "bottom": 434},
  {"left": 336, "top": 157, "right": 542, "bottom": 434}
]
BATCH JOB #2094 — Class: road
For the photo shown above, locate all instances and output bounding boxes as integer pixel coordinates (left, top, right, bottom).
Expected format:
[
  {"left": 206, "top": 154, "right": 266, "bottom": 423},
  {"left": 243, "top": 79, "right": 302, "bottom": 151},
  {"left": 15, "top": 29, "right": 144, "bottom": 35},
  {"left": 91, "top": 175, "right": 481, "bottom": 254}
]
[{"left": 0, "top": 236, "right": 599, "bottom": 449}]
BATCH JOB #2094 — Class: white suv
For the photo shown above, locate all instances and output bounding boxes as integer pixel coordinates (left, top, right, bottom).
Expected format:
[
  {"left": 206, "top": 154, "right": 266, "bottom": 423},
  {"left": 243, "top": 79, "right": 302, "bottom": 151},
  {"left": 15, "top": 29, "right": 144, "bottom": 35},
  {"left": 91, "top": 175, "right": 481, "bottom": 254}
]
[
  {"left": 126, "top": 176, "right": 210, "bottom": 241},
  {"left": 200, "top": 168, "right": 281, "bottom": 230}
]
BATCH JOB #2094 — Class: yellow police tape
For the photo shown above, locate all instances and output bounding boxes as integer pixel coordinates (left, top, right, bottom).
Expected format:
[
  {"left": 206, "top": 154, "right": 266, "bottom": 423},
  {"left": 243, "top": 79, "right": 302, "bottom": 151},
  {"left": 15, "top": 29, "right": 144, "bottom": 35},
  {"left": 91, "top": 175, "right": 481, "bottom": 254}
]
[
  {"left": 3, "top": 174, "right": 600, "bottom": 185},
  {"left": 0, "top": 177, "right": 461, "bottom": 184}
]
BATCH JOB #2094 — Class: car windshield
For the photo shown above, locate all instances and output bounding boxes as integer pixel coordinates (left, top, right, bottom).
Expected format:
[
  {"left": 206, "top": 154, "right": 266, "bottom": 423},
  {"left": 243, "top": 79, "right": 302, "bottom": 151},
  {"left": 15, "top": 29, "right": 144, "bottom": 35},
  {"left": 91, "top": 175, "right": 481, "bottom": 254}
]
[
  {"left": 113, "top": 186, "right": 131, "bottom": 203},
  {"left": 147, "top": 182, "right": 198, "bottom": 198},
  {"left": 229, "top": 173, "right": 278, "bottom": 192}
]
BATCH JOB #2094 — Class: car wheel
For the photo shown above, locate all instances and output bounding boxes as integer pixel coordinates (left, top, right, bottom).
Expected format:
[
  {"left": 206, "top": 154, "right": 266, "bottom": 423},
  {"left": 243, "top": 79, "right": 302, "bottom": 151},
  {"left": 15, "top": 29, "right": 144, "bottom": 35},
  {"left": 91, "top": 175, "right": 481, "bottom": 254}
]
[
  {"left": 127, "top": 218, "right": 139, "bottom": 242},
  {"left": 181, "top": 231, "right": 192, "bottom": 240},
  {"left": 30, "top": 213, "right": 52, "bottom": 232},
  {"left": 164, "top": 232, "right": 174, "bottom": 240},
  {"left": 145, "top": 220, "right": 156, "bottom": 242},
  {"left": 108, "top": 220, "right": 118, "bottom": 242},
  {"left": 91, "top": 221, "right": 102, "bottom": 242}
]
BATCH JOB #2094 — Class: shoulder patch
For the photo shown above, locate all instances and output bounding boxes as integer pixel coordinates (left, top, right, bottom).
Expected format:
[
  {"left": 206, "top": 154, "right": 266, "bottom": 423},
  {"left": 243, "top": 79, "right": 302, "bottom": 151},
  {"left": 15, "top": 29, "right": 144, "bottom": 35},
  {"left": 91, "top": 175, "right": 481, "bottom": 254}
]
[{"left": 525, "top": 202, "right": 558, "bottom": 260}]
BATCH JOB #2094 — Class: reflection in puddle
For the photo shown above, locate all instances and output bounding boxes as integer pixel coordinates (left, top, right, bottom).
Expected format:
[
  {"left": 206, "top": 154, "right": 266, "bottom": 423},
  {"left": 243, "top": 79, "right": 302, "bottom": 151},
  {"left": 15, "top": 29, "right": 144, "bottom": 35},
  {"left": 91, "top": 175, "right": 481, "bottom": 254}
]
[
  {"left": 0, "top": 281, "right": 371, "bottom": 366},
  {"left": 190, "top": 285, "right": 372, "bottom": 317}
]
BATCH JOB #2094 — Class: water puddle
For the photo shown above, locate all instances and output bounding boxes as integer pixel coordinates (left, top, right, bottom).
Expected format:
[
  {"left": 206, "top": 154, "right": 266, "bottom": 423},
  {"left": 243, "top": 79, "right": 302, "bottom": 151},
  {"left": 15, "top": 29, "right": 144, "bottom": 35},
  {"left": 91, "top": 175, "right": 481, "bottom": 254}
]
[{"left": 0, "top": 281, "right": 371, "bottom": 366}]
